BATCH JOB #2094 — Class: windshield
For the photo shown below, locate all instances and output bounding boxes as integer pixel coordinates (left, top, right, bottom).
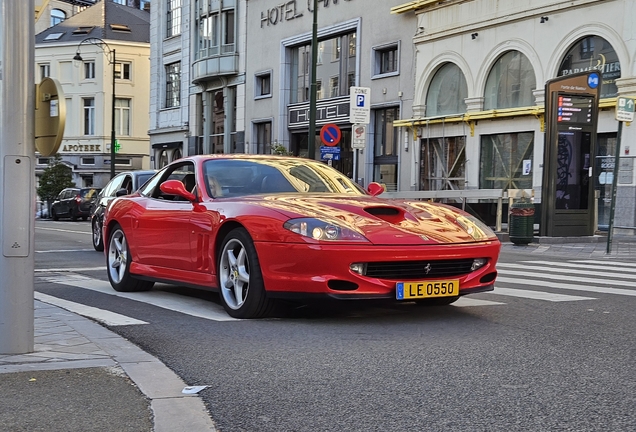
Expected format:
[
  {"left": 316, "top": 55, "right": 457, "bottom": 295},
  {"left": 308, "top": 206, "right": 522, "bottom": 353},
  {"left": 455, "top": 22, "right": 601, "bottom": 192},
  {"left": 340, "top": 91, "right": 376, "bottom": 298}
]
[{"left": 202, "top": 158, "right": 366, "bottom": 198}]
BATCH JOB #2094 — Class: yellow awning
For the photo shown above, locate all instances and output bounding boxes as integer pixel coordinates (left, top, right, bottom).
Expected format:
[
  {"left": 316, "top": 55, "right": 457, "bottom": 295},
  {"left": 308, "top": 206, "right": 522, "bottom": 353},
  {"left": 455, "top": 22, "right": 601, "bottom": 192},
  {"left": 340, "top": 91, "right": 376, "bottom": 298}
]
[
  {"left": 394, "top": 98, "right": 617, "bottom": 128},
  {"left": 390, "top": 0, "right": 441, "bottom": 14}
]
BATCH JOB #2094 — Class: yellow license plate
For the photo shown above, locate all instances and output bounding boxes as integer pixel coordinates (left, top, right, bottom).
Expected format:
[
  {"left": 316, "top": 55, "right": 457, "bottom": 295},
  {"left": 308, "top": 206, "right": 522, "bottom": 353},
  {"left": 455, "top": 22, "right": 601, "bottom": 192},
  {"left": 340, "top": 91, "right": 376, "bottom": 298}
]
[{"left": 396, "top": 280, "right": 459, "bottom": 300}]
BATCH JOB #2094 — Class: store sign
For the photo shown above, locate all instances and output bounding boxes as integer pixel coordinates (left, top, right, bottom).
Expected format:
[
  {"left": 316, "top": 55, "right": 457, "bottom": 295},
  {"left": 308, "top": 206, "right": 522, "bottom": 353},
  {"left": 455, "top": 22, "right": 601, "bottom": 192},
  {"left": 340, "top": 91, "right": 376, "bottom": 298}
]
[
  {"left": 288, "top": 97, "right": 350, "bottom": 128},
  {"left": 60, "top": 144, "right": 102, "bottom": 152},
  {"left": 260, "top": 0, "right": 353, "bottom": 28},
  {"left": 558, "top": 36, "right": 620, "bottom": 98}
]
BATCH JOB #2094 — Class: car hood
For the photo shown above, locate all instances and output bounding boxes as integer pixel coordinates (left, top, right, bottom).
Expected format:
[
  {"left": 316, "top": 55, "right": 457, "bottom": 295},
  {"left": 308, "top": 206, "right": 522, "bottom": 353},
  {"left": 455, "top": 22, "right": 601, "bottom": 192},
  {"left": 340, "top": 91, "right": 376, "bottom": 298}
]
[{"left": 243, "top": 194, "right": 492, "bottom": 245}]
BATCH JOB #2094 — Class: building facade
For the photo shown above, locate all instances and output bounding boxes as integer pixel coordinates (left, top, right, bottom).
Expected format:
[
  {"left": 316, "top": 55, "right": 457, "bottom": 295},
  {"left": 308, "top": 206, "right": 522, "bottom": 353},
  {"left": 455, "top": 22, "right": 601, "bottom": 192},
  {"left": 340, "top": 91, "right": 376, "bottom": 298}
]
[
  {"left": 35, "top": 1, "right": 151, "bottom": 188},
  {"left": 149, "top": 0, "right": 247, "bottom": 168},
  {"left": 243, "top": 0, "right": 416, "bottom": 191},
  {"left": 391, "top": 0, "right": 636, "bottom": 230}
]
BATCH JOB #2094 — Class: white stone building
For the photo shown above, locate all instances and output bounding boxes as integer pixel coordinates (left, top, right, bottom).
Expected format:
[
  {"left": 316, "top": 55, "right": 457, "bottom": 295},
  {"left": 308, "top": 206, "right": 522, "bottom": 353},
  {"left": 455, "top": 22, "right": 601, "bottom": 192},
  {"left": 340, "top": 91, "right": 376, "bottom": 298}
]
[{"left": 35, "top": 1, "right": 151, "bottom": 188}]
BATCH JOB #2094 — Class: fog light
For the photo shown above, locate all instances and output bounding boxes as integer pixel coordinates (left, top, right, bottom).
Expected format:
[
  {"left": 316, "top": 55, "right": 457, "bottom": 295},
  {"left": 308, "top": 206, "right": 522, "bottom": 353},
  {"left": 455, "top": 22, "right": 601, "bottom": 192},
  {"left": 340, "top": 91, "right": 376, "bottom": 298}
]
[
  {"left": 471, "top": 258, "right": 487, "bottom": 271},
  {"left": 350, "top": 263, "right": 367, "bottom": 275}
]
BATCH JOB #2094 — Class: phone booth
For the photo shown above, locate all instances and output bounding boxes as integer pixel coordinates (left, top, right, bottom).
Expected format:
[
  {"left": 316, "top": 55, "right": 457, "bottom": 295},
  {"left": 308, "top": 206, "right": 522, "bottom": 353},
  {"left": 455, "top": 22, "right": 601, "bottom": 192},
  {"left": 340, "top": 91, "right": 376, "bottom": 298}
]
[{"left": 540, "top": 71, "right": 601, "bottom": 236}]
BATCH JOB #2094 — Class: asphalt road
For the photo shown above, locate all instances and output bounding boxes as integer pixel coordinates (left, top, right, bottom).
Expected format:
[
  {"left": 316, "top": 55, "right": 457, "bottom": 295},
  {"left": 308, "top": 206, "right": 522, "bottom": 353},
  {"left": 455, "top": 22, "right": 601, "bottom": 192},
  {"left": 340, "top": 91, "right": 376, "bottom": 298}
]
[{"left": 34, "top": 219, "right": 636, "bottom": 432}]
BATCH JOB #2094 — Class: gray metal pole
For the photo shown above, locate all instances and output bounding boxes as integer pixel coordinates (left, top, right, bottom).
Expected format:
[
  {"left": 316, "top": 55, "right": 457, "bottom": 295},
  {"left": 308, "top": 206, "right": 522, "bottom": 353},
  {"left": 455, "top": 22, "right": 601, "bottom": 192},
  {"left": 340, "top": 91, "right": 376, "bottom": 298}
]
[
  {"left": 307, "top": 0, "right": 318, "bottom": 160},
  {"left": 0, "top": 0, "right": 35, "bottom": 354},
  {"left": 111, "top": 49, "right": 116, "bottom": 179},
  {"left": 606, "top": 120, "right": 623, "bottom": 254}
]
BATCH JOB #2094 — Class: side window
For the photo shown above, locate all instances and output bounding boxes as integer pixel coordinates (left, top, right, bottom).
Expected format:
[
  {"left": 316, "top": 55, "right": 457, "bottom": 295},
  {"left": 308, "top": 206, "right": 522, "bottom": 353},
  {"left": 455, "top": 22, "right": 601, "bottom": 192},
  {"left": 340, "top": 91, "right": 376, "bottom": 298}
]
[
  {"left": 144, "top": 162, "right": 195, "bottom": 200},
  {"left": 106, "top": 175, "right": 125, "bottom": 197},
  {"left": 121, "top": 175, "right": 134, "bottom": 194}
]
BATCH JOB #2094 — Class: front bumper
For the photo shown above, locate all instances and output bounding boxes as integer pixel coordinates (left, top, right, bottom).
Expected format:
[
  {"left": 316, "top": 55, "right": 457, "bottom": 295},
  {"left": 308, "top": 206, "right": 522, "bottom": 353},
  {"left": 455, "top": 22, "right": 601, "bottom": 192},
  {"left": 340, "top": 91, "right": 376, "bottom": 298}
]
[{"left": 255, "top": 241, "right": 500, "bottom": 299}]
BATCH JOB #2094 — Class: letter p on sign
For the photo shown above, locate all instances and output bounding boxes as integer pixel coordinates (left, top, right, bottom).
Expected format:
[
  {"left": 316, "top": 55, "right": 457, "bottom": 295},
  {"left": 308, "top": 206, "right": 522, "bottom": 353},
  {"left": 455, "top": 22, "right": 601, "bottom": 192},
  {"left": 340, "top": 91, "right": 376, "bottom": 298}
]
[{"left": 356, "top": 95, "right": 365, "bottom": 107}]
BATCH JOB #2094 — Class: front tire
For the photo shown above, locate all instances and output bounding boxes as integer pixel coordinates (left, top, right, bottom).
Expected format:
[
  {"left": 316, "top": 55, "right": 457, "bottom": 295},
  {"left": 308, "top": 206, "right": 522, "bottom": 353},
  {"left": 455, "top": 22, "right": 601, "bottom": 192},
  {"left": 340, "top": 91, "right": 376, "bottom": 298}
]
[
  {"left": 92, "top": 219, "right": 104, "bottom": 251},
  {"left": 107, "top": 224, "right": 153, "bottom": 292},
  {"left": 52, "top": 209, "right": 58, "bottom": 221},
  {"left": 218, "top": 228, "right": 273, "bottom": 319}
]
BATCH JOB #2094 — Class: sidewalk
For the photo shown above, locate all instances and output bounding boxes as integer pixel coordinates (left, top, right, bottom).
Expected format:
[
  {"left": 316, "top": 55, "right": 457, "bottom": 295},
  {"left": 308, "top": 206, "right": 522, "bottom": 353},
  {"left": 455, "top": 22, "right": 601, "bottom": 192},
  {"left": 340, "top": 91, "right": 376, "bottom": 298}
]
[
  {"left": 499, "top": 233, "right": 636, "bottom": 259},
  {"left": 0, "top": 301, "right": 217, "bottom": 432}
]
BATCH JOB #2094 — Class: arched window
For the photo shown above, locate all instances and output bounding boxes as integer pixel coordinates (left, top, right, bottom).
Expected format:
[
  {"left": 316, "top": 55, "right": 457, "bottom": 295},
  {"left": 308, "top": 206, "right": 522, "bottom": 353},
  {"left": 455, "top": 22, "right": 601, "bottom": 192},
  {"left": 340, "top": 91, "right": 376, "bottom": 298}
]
[
  {"left": 426, "top": 63, "right": 468, "bottom": 116},
  {"left": 484, "top": 51, "right": 536, "bottom": 109},
  {"left": 558, "top": 36, "right": 620, "bottom": 99},
  {"left": 51, "top": 9, "right": 66, "bottom": 27}
]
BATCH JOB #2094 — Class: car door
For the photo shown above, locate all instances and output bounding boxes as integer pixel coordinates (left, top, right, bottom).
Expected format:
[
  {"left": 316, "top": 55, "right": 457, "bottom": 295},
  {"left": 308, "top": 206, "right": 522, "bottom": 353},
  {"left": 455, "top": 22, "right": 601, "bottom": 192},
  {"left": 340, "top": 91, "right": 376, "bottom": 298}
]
[{"left": 133, "top": 162, "right": 196, "bottom": 272}]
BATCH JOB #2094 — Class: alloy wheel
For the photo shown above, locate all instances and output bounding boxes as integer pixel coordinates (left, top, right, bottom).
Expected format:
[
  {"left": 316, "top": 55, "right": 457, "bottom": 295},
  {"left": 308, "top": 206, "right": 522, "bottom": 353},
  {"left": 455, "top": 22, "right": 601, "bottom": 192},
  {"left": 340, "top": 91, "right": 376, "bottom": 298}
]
[{"left": 219, "top": 238, "right": 251, "bottom": 310}]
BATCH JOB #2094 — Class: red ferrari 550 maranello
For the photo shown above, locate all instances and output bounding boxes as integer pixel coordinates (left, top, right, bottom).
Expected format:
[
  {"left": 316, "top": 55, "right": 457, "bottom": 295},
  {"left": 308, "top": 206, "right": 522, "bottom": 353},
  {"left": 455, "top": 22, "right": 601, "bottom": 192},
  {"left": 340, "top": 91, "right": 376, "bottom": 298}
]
[{"left": 103, "top": 155, "right": 501, "bottom": 318}]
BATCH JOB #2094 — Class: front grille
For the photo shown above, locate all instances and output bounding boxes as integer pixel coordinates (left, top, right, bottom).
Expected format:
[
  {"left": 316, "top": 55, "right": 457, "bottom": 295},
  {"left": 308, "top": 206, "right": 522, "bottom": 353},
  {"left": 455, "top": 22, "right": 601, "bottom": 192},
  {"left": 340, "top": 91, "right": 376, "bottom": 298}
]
[{"left": 365, "top": 259, "right": 476, "bottom": 280}]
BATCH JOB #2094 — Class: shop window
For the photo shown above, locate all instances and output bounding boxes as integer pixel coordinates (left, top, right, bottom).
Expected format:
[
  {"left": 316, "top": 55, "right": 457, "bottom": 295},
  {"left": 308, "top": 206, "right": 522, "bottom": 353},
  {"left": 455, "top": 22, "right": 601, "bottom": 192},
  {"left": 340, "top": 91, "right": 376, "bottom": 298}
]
[
  {"left": 373, "top": 107, "right": 399, "bottom": 190},
  {"left": 484, "top": 51, "right": 536, "bottom": 110},
  {"left": 558, "top": 36, "right": 620, "bottom": 99},
  {"left": 480, "top": 132, "right": 533, "bottom": 190},
  {"left": 426, "top": 63, "right": 468, "bottom": 116},
  {"left": 81, "top": 157, "right": 95, "bottom": 165},
  {"left": 420, "top": 136, "right": 466, "bottom": 191}
]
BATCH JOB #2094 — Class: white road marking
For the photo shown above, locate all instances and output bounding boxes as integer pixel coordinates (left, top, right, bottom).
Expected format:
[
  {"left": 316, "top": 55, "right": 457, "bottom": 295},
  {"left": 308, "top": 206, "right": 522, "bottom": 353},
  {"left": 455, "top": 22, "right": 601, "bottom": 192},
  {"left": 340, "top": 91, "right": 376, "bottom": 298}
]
[
  {"left": 39, "top": 275, "right": 238, "bottom": 322},
  {"left": 36, "top": 227, "right": 91, "bottom": 235},
  {"left": 452, "top": 297, "right": 505, "bottom": 307},
  {"left": 36, "top": 250, "right": 97, "bottom": 254},
  {"left": 518, "top": 260, "right": 636, "bottom": 274},
  {"left": 497, "top": 268, "right": 636, "bottom": 288},
  {"left": 35, "top": 292, "right": 147, "bottom": 326},
  {"left": 570, "top": 260, "right": 636, "bottom": 268},
  {"left": 493, "top": 287, "right": 595, "bottom": 302},
  {"left": 498, "top": 262, "right": 636, "bottom": 279},
  {"left": 35, "top": 267, "right": 105, "bottom": 272},
  {"left": 496, "top": 276, "right": 636, "bottom": 297}
]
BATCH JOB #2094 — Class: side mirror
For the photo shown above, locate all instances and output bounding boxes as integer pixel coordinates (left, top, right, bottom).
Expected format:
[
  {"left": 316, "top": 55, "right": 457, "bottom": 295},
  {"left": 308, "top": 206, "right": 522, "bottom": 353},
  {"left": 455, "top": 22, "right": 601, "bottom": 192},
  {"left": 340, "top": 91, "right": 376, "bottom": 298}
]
[
  {"left": 367, "top": 182, "right": 385, "bottom": 197},
  {"left": 160, "top": 179, "right": 197, "bottom": 202},
  {"left": 115, "top": 188, "right": 128, "bottom": 197}
]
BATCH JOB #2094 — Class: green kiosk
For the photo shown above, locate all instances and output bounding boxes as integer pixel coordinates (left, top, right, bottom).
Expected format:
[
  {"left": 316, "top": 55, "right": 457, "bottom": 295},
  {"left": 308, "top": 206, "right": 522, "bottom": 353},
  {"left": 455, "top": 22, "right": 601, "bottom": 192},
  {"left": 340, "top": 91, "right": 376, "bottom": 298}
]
[{"left": 540, "top": 71, "right": 601, "bottom": 237}]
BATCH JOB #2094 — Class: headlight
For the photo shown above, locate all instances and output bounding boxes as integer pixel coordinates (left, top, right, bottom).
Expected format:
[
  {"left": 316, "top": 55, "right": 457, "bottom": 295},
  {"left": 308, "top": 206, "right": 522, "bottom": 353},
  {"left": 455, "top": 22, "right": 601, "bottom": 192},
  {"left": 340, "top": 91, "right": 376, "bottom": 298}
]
[
  {"left": 456, "top": 215, "right": 498, "bottom": 241},
  {"left": 283, "top": 218, "right": 368, "bottom": 242}
]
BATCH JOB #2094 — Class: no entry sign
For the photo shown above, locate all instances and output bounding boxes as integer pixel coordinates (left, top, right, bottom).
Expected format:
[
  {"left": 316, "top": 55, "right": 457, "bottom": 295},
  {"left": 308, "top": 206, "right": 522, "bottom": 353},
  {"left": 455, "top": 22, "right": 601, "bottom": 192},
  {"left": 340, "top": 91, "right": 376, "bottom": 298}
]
[{"left": 320, "top": 123, "right": 341, "bottom": 147}]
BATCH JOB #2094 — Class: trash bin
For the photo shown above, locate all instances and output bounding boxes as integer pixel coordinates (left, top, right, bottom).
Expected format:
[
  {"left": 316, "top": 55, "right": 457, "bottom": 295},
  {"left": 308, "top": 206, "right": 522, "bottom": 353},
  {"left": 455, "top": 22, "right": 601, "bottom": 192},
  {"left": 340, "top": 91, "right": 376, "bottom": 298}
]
[{"left": 509, "top": 201, "right": 535, "bottom": 245}]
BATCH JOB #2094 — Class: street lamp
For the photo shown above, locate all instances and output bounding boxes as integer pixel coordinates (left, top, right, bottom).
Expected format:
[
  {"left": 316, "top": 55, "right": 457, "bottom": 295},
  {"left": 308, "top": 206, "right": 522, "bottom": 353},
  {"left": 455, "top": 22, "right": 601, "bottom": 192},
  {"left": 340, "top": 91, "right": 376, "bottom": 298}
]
[{"left": 73, "top": 37, "right": 117, "bottom": 179}]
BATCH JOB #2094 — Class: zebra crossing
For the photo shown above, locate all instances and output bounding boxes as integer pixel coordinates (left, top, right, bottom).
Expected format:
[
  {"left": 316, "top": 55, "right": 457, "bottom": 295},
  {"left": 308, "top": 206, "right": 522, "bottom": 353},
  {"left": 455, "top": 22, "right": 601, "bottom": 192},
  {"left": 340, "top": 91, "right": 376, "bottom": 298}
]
[{"left": 35, "top": 259, "right": 636, "bottom": 324}]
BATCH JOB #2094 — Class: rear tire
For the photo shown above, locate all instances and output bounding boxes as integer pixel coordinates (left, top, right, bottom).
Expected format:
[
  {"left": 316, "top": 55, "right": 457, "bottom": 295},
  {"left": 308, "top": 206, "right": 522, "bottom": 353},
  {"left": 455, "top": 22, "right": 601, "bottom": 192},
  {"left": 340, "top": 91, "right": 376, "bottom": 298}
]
[
  {"left": 217, "top": 227, "right": 273, "bottom": 319},
  {"left": 92, "top": 219, "right": 104, "bottom": 252},
  {"left": 107, "top": 223, "right": 154, "bottom": 292}
]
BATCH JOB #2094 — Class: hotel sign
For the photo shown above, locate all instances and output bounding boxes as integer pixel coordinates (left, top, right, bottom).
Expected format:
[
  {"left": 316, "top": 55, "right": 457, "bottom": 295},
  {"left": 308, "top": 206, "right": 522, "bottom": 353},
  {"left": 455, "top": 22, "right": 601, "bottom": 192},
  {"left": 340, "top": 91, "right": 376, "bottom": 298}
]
[
  {"left": 261, "top": 0, "right": 353, "bottom": 28},
  {"left": 288, "top": 97, "right": 350, "bottom": 129}
]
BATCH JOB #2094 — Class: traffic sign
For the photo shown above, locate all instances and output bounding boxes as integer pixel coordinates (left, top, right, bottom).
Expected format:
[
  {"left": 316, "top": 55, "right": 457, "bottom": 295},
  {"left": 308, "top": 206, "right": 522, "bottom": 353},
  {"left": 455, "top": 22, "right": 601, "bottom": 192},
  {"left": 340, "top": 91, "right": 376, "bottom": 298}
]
[
  {"left": 320, "top": 123, "right": 341, "bottom": 146},
  {"left": 352, "top": 124, "right": 366, "bottom": 149},
  {"left": 616, "top": 96, "right": 635, "bottom": 122},
  {"left": 350, "top": 86, "right": 370, "bottom": 124}
]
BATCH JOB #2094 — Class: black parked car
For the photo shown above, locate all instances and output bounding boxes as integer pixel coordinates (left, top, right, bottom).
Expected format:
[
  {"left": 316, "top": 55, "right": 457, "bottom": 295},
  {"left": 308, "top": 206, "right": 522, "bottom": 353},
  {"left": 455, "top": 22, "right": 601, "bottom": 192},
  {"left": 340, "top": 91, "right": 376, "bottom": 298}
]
[
  {"left": 51, "top": 187, "right": 101, "bottom": 221},
  {"left": 90, "top": 170, "right": 157, "bottom": 251}
]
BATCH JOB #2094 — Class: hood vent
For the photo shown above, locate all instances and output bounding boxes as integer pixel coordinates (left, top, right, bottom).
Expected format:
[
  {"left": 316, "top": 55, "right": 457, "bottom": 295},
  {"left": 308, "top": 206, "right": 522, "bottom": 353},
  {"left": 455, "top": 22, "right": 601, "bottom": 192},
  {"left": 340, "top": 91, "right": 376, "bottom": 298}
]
[{"left": 364, "top": 206, "right": 404, "bottom": 224}]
